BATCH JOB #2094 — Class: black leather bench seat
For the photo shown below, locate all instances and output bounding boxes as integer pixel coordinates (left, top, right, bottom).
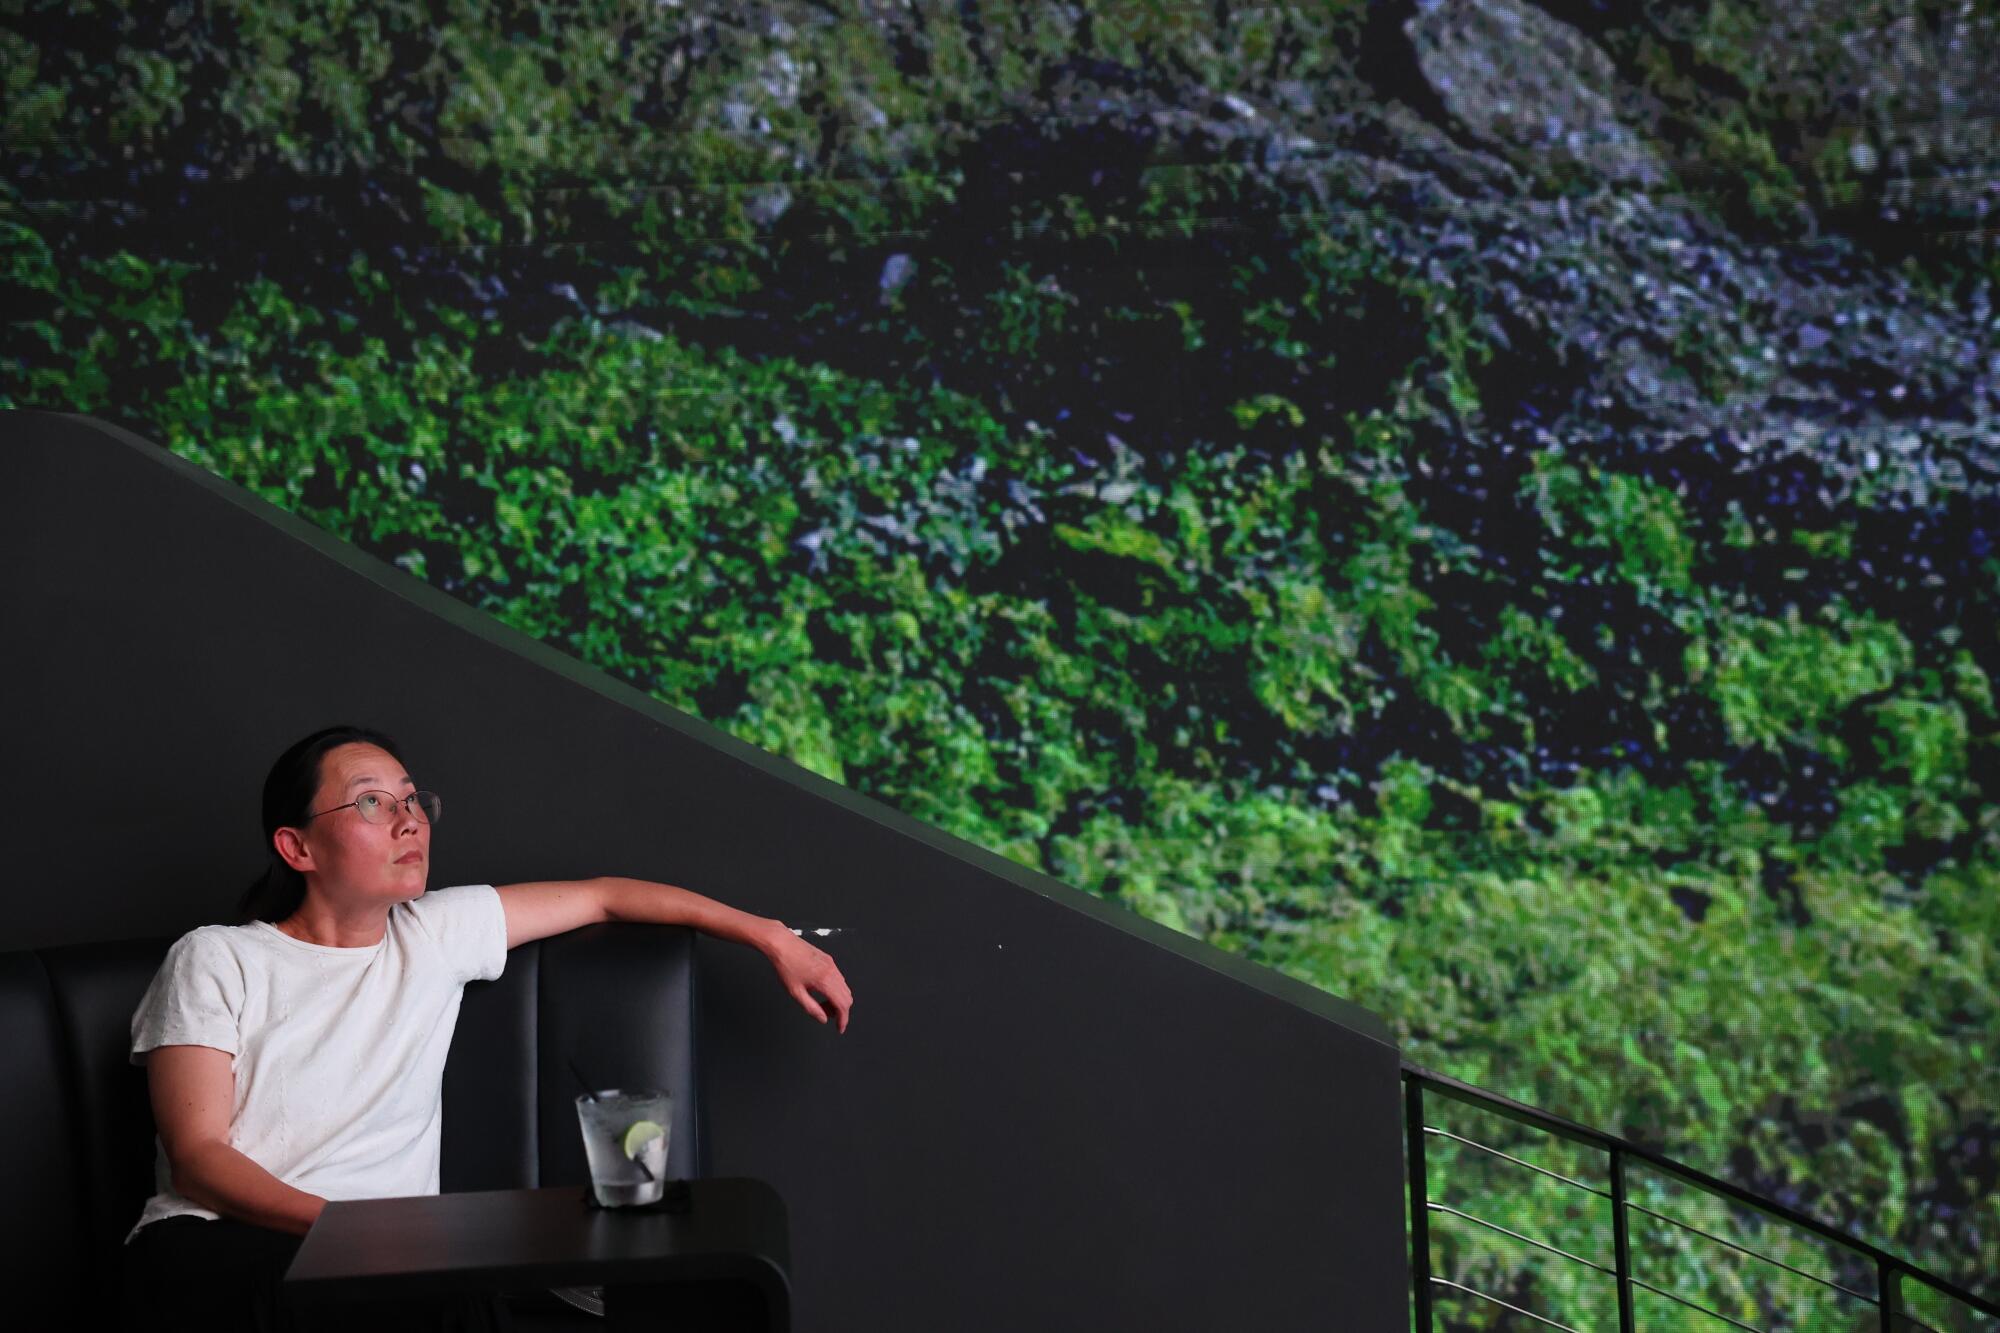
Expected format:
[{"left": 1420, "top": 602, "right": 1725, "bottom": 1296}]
[{"left": 1, "top": 923, "right": 700, "bottom": 1324}]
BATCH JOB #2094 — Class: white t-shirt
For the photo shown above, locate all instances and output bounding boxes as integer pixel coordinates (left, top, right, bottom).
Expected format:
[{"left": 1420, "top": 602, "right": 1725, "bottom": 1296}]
[{"left": 126, "top": 884, "right": 509, "bottom": 1240}]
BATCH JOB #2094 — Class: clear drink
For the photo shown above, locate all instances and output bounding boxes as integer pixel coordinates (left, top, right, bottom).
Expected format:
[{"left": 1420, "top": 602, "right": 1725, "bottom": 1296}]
[{"left": 575, "top": 1088, "right": 672, "bottom": 1207}]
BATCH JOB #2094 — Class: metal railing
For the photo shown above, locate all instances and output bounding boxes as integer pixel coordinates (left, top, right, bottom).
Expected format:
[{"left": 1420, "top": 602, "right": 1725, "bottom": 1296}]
[{"left": 1404, "top": 1064, "right": 2000, "bottom": 1332}]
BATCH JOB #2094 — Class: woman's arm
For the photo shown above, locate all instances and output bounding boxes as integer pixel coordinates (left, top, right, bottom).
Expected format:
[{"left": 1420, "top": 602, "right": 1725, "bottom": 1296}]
[
  {"left": 495, "top": 876, "right": 854, "bottom": 1032},
  {"left": 147, "top": 1044, "right": 325, "bottom": 1236}
]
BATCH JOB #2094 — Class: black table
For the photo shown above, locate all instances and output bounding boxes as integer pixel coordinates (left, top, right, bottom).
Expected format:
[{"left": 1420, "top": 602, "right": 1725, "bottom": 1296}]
[{"left": 284, "top": 1178, "right": 789, "bottom": 1331}]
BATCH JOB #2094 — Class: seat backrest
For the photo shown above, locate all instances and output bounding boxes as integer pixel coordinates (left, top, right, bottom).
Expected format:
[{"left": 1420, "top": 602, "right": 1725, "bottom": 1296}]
[
  {"left": 0, "top": 948, "right": 111, "bottom": 1293},
  {"left": 446, "top": 922, "right": 704, "bottom": 1192},
  {"left": 20, "top": 939, "right": 168, "bottom": 1296},
  {"left": 1, "top": 921, "right": 700, "bottom": 1308}
]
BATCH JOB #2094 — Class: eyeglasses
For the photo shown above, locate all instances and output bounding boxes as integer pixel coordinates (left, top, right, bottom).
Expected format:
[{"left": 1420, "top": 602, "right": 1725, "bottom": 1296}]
[{"left": 305, "top": 790, "right": 444, "bottom": 826}]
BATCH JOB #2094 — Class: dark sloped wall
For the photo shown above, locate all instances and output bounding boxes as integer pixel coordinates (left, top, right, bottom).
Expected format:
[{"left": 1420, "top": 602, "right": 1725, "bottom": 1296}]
[{"left": 2, "top": 410, "right": 1407, "bottom": 1330}]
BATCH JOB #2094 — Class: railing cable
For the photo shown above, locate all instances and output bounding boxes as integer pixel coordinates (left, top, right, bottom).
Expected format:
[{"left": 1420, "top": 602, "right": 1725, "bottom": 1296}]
[
  {"left": 1629, "top": 1277, "right": 1771, "bottom": 1333},
  {"left": 1424, "top": 1202, "right": 1615, "bottom": 1276},
  {"left": 1421, "top": 1127, "right": 1612, "bottom": 1199},
  {"left": 1428, "top": 1278, "right": 1583, "bottom": 1332},
  {"left": 1627, "top": 1200, "right": 1873, "bottom": 1303}
]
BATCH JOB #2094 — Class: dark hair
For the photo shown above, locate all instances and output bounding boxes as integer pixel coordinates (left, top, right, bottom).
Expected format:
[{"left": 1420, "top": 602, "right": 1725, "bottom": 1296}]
[{"left": 238, "top": 724, "right": 407, "bottom": 924}]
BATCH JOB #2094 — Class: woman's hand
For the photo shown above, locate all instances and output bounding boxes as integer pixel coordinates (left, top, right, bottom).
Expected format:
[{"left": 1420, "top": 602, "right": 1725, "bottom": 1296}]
[{"left": 760, "top": 923, "right": 854, "bottom": 1033}]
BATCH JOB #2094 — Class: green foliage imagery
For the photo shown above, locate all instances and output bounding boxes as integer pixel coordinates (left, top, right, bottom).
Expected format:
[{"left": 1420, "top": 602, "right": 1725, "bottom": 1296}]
[{"left": 6, "top": 0, "right": 1999, "bottom": 1321}]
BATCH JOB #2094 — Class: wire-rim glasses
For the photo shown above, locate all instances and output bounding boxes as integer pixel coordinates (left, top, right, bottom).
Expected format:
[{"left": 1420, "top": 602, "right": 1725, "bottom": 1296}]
[{"left": 305, "top": 790, "right": 443, "bottom": 826}]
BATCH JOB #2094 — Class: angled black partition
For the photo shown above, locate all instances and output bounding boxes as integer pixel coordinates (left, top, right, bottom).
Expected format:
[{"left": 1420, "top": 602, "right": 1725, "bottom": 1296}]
[{"left": 2, "top": 411, "right": 1408, "bottom": 1330}]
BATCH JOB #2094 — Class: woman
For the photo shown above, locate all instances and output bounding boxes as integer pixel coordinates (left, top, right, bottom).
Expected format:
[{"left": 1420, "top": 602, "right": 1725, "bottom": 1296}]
[{"left": 122, "top": 724, "right": 853, "bottom": 1330}]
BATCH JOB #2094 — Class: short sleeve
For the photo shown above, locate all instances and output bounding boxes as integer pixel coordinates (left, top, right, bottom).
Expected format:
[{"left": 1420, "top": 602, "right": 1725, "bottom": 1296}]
[
  {"left": 131, "top": 929, "right": 247, "bottom": 1065},
  {"left": 403, "top": 884, "right": 508, "bottom": 985}
]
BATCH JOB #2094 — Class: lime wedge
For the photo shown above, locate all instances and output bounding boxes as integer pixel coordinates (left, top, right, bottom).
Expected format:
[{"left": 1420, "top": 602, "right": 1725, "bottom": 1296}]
[{"left": 622, "top": 1119, "right": 666, "bottom": 1160}]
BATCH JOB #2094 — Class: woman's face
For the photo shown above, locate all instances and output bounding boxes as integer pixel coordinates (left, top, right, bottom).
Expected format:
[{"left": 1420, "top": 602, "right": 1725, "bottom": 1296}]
[{"left": 289, "top": 742, "right": 431, "bottom": 907}]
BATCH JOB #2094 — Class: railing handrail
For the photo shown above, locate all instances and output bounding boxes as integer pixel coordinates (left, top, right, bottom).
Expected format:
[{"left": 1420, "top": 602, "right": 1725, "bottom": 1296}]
[{"left": 1401, "top": 1062, "right": 2000, "bottom": 1324}]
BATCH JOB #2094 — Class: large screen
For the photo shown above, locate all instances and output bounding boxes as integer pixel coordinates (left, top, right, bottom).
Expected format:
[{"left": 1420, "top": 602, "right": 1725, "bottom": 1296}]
[{"left": 5, "top": 0, "right": 1995, "bottom": 1319}]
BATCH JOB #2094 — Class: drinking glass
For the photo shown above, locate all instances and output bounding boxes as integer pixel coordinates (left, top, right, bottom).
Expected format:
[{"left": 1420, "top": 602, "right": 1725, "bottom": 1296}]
[{"left": 574, "top": 1088, "right": 672, "bottom": 1207}]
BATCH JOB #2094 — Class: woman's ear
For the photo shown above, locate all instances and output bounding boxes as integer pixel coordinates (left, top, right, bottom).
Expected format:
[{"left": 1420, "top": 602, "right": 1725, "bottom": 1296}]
[{"left": 273, "top": 826, "right": 314, "bottom": 873}]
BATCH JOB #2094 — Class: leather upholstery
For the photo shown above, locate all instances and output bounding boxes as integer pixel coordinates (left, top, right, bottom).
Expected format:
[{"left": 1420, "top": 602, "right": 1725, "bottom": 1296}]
[
  {"left": 3, "top": 921, "right": 700, "bottom": 1313},
  {"left": 0, "top": 951, "right": 93, "bottom": 1290},
  {"left": 40, "top": 938, "right": 168, "bottom": 1291}
]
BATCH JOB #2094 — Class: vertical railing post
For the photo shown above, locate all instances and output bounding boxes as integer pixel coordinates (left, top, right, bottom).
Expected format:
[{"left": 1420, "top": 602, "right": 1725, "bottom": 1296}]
[
  {"left": 1610, "top": 1146, "right": 1636, "bottom": 1333},
  {"left": 1406, "top": 1077, "right": 1433, "bottom": 1333},
  {"left": 1879, "top": 1258, "right": 1902, "bottom": 1333}
]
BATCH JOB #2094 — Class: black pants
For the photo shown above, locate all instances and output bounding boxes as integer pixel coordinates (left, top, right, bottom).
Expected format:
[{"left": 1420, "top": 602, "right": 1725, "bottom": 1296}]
[{"left": 122, "top": 1216, "right": 512, "bottom": 1332}]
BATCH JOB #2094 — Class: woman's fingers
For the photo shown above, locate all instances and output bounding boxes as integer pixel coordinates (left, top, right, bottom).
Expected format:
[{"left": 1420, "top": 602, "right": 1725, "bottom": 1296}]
[
  {"left": 776, "top": 937, "right": 853, "bottom": 1032},
  {"left": 817, "top": 978, "right": 851, "bottom": 1033},
  {"left": 792, "top": 978, "right": 851, "bottom": 1032},
  {"left": 814, "top": 961, "right": 853, "bottom": 1033},
  {"left": 789, "top": 984, "right": 828, "bottom": 1023}
]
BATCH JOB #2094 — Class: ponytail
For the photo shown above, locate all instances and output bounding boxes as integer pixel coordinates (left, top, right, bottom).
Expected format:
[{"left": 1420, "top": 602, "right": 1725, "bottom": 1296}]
[{"left": 237, "top": 857, "right": 308, "bottom": 925}]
